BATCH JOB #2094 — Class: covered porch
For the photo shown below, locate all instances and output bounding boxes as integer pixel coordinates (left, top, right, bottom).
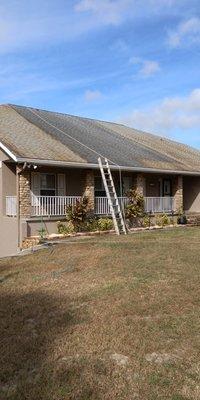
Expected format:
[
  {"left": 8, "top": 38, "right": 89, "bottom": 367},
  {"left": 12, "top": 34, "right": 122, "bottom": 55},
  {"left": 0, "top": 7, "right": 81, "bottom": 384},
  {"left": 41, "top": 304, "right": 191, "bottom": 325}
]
[{"left": 5, "top": 167, "right": 182, "bottom": 218}]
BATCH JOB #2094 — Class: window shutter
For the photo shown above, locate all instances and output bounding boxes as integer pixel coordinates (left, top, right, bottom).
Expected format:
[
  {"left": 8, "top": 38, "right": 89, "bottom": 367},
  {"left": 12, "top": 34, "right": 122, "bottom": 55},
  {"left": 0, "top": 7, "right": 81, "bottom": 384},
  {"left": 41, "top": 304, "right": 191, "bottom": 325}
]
[{"left": 57, "top": 174, "right": 66, "bottom": 196}]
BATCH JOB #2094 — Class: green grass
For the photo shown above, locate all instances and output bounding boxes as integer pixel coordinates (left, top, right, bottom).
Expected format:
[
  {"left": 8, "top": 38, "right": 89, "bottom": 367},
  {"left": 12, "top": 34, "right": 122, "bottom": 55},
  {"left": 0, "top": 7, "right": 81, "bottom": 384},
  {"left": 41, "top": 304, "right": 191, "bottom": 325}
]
[{"left": 0, "top": 227, "right": 200, "bottom": 399}]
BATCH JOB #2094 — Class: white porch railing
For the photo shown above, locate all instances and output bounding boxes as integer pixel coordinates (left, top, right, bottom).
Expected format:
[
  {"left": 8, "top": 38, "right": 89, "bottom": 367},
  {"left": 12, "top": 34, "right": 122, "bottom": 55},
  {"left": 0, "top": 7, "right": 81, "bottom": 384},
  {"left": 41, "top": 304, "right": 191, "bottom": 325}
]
[
  {"left": 30, "top": 195, "right": 174, "bottom": 217},
  {"left": 95, "top": 197, "right": 130, "bottom": 215},
  {"left": 6, "top": 196, "right": 17, "bottom": 217},
  {"left": 31, "top": 195, "right": 82, "bottom": 217},
  {"left": 145, "top": 197, "right": 174, "bottom": 213},
  {"left": 95, "top": 196, "right": 174, "bottom": 215}
]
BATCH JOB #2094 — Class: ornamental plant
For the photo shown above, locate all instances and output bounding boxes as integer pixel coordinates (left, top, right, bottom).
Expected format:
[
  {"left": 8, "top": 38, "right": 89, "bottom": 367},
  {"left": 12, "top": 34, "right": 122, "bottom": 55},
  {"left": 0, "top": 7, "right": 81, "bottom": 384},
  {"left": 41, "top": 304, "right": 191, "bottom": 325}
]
[
  {"left": 125, "top": 189, "right": 145, "bottom": 223},
  {"left": 66, "top": 197, "right": 89, "bottom": 231}
]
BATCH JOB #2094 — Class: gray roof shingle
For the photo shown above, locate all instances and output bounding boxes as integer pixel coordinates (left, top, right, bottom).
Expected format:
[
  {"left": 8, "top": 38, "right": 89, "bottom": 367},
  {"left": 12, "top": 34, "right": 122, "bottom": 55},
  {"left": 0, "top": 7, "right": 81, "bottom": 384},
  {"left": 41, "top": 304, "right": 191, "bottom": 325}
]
[{"left": 0, "top": 104, "right": 199, "bottom": 173}]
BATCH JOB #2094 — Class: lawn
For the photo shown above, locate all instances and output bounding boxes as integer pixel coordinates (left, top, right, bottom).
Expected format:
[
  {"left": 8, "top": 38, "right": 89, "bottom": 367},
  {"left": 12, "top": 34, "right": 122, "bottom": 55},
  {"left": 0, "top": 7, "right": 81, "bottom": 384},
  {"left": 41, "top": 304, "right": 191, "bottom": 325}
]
[{"left": 0, "top": 227, "right": 200, "bottom": 400}]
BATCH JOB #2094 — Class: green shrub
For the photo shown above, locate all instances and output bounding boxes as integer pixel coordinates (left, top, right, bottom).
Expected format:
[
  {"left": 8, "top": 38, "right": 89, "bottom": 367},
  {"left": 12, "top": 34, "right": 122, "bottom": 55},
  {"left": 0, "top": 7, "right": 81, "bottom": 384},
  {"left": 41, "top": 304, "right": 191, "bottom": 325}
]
[
  {"left": 38, "top": 227, "right": 46, "bottom": 240},
  {"left": 142, "top": 215, "right": 151, "bottom": 228},
  {"left": 74, "top": 219, "right": 98, "bottom": 233},
  {"left": 156, "top": 213, "right": 170, "bottom": 227},
  {"left": 125, "top": 189, "right": 144, "bottom": 225},
  {"left": 57, "top": 221, "right": 75, "bottom": 235},
  {"left": 97, "top": 218, "right": 113, "bottom": 231},
  {"left": 66, "top": 197, "right": 89, "bottom": 231}
]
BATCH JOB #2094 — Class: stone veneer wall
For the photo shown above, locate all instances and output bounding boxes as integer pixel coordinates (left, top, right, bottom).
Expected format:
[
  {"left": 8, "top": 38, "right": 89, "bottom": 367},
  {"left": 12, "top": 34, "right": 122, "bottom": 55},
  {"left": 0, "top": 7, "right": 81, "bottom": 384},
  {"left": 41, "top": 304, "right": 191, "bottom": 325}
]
[
  {"left": 172, "top": 175, "right": 183, "bottom": 212},
  {"left": 136, "top": 173, "right": 146, "bottom": 196},
  {"left": 19, "top": 169, "right": 31, "bottom": 218},
  {"left": 83, "top": 169, "right": 95, "bottom": 212}
]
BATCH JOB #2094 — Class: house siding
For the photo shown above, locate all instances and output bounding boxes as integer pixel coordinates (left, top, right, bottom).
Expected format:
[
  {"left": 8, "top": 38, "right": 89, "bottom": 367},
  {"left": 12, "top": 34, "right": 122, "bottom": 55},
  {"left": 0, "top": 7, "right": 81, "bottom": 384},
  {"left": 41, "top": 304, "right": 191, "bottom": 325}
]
[
  {"left": 0, "top": 150, "right": 18, "bottom": 257},
  {"left": 183, "top": 176, "right": 200, "bottom": 213}
]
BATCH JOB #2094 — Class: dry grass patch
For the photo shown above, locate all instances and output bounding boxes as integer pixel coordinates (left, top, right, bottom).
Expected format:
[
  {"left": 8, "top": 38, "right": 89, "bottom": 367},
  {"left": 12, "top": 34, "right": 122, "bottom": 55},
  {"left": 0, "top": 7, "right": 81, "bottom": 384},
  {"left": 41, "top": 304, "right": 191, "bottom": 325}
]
[{"left": 0, "top": 228, "right": 200, "bottom": 399}]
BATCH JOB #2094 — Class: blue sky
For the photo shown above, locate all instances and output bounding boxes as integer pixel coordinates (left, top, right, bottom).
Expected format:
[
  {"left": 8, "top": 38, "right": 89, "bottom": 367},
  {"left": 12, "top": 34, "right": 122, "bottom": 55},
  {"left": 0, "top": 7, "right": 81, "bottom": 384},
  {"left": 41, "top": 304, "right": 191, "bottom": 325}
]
[{"left": 0, "top": 0, "right": 200, "bottom": 148}]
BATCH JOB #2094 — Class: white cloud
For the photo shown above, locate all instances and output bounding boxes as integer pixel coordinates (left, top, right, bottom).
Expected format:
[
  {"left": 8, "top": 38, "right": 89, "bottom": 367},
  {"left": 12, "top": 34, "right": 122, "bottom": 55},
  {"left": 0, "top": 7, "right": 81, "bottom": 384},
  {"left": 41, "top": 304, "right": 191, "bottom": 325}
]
[
  {"left": 119, "top": 88, "right": 200, "bottom": 135},
  {"left": 84, "top": 89, "right": 103, "bottom": 102},
  {"left": 167, "top": 17, "right": 200, "bottom": 48},
  {"left": 0, "top": 0, "right": 194, "bottom": 53},
  {"left": 140, "top": 60, "right": 160, "bottom": 77},
  {"left": 74, "top": 0, "right": 132, "bottom": 25},
  {"left": 130, "top": 57, "right": 160, "bottom": 77}
]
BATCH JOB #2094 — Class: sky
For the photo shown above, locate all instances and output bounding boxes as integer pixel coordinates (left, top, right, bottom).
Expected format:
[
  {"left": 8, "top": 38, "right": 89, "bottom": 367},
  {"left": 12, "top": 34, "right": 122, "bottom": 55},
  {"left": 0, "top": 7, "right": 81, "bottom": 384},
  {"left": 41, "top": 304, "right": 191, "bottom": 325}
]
[{"left": 0, "top": 0, "right": 200, "bottom": 148}]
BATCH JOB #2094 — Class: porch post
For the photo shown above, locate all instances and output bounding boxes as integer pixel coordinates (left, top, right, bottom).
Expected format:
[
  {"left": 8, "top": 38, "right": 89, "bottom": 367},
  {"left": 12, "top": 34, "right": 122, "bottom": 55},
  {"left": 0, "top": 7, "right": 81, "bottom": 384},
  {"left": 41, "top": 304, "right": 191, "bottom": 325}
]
[
  {"left": 83, "top": 169, "right": 95, "bottom": 213},
  {"left": 136, "top": 173, "right": 146, "bottom": 196},
  {"left": 18, "top": 168, "right": 31, "bottom": 218},
  {"left": 172, "top": 175, "right": 183, "bottom": 213}
]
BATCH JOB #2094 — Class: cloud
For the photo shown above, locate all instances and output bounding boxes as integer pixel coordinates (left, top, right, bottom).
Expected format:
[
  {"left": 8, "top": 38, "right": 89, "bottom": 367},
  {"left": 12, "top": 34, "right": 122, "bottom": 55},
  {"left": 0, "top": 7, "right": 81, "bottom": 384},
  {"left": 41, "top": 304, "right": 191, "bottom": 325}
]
[
  {"left": 84, "top": 89, "right": 103, "bottom": 102},
  {"left": 0, "top": 0, "right": 194, "bottom": 53},
  {"left": 130, "top": 57, "right": 160, "bottom": 77},
  {"left": 74, "top": 0, "right": 132, "bottom": 25},
  {"left": 167, "top": 17, "right": 200, "bottom": 47},
  {"left": 118, "top": 88, "right": 200, "bottom": 135},
  {"left": 111, "top": 39, "right": 130, "bottom": 53}
]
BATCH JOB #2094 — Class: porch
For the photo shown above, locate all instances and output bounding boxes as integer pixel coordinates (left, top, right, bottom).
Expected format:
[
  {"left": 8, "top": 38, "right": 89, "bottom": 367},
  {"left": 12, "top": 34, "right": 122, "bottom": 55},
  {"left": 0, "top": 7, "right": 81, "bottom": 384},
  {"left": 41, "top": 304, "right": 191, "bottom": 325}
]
[{"left": 5, "top": 167, "right": 183, "bottom": 223}]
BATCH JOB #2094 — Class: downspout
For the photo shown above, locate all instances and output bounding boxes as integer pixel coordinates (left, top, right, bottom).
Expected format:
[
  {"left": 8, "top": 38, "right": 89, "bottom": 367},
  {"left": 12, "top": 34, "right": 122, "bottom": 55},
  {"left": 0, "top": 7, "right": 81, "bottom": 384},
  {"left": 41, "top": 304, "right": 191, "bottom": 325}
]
[{"left": 16, "top": 162, "right": 27, "bottom": 251}]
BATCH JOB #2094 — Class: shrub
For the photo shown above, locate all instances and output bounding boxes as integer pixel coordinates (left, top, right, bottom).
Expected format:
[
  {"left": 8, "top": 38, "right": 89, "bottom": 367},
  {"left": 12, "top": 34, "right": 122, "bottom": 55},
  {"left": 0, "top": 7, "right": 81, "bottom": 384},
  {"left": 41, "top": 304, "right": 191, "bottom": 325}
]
[
  {"left": 38, "top": 227, "right": 46, "bottom": 240},
  {"left": 156, "top": 213, "right": 170, "bottom": 227},
  {"left": 97, "top": 218, "right": 113, "bottom": 231},
  {"left": 125, "top": 189, "right": 145, "bottom": 225},
  {"left": 66, "top": 197, "right": 89, "bottom": 231},
  {"left": 142, "top": 215, "right": 151, "bottom": 228},
  {"left": 177, "top": 215, "right": 187, "bottom": 225},
  {"left": 57, "top": 221, "right": 75, "bottom": 235}
]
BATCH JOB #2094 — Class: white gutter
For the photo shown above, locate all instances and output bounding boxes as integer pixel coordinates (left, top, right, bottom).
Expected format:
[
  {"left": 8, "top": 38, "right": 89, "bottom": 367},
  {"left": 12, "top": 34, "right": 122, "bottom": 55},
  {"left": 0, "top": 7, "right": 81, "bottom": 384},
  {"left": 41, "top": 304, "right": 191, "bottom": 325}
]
[
  {"left": 16, "top": 157, "right": 200, "bottom": 176},
  {"left": 0, "top": 141, "right": 17, "bottom": 162}
]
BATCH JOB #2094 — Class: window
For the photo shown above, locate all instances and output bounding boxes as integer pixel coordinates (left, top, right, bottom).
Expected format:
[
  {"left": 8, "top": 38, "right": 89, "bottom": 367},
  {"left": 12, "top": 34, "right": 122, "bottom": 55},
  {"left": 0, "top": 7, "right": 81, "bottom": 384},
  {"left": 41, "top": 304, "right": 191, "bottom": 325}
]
[
  {"left": 40, "top": 174, "right": 56, "bottom": 196},
  {"left": 94, "top": 176, "right": 106, "bottom": 197}
]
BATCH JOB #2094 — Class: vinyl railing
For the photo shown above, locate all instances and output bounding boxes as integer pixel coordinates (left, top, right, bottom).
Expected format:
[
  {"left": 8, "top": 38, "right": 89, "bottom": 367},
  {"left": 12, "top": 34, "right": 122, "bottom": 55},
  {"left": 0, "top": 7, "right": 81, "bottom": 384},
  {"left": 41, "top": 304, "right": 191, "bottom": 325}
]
[
  {"left": 31, "top": 195, "right": 82, "bottom": 217},
  {"left": 6, "top": 196, "right": 17, "bottom": 217},
  {"left": 30, "top": 195, "right": 174, "bottom": 217},
  {"left": 95, "top": 196, "right": 174, "bottom": 215},
  {"left": 145, "top": 197, "right": 174, "bottom": 213},
  {"left": 95, "top": 197, "right": 129, "bottom": 215}
]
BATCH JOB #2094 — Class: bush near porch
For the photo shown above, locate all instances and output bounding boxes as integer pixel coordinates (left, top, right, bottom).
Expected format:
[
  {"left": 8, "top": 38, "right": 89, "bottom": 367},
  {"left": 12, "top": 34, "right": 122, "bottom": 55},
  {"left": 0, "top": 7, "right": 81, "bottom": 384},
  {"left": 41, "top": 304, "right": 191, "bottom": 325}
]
[{"left": 59, "top": 193, "right": 180, "bottom": 236}]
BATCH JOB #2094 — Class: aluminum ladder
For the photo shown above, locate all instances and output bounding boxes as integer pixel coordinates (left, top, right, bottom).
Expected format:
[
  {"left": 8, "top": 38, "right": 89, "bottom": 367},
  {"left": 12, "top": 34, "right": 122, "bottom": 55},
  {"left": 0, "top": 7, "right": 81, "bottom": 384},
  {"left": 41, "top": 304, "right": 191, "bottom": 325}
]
[{"left": 98, "top": 157, "right": 127, "bottom": 235}]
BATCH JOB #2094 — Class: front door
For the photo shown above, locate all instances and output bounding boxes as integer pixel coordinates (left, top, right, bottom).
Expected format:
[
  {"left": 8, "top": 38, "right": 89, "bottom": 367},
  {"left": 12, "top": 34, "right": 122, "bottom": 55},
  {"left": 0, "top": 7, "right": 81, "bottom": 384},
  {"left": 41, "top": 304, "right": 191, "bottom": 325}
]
[{"left": 163, "top": 179, "right": 172, "bottom": 197}]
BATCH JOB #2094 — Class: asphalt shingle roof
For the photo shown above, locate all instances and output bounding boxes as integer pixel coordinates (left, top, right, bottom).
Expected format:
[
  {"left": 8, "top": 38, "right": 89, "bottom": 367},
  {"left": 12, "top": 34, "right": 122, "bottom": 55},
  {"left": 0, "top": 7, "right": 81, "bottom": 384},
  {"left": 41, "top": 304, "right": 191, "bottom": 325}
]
[{"left": 0, "top": 104, "right": 199, "bottom": 173}]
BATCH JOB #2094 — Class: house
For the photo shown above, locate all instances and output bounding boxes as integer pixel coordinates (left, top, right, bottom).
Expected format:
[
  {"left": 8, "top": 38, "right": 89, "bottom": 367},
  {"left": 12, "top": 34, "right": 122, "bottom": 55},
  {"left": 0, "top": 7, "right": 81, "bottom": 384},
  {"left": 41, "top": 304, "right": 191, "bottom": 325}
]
[{"left": 0, "top": 103, "right": 200, "bottom": 257}]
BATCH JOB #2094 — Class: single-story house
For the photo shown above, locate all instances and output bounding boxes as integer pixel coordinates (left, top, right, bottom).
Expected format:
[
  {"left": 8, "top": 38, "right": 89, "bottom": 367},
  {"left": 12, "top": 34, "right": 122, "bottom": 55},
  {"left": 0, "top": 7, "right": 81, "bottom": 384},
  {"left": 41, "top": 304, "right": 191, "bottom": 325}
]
[{"left": 0, "top": 104, "right": 200, "bottom": 257}]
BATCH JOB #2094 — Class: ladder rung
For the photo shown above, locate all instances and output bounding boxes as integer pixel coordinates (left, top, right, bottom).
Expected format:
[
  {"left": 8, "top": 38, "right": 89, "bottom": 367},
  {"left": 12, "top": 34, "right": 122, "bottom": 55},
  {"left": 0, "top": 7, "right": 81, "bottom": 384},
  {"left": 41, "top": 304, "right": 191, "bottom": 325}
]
[{"left": 98, "top": 156, "right": 127, "bottom": 236}]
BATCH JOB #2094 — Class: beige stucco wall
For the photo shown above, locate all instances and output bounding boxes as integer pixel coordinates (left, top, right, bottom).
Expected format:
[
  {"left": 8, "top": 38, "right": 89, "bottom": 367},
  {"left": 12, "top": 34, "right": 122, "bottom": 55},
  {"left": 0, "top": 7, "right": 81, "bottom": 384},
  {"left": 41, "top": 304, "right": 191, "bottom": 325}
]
[
  {"left": 0, "top": 149, "right": 10, "bottom": 215},
  {"left": 0, "top": 149, "right": 16, "bottom": 215},
  {"left": 183, "top": 176, "right": 200, "bottom": 213},
  {"left": 0, "top": 150, "right": 18, "bottom": 257},
  {"left": 25, "top": 218, "right": 65, "bottom": 237},
  {"left": 2, "top": 164, "right": 16, "bottom": 214},
  {"left": 0, "top": 216, "right": 18, "bottom": 257}
]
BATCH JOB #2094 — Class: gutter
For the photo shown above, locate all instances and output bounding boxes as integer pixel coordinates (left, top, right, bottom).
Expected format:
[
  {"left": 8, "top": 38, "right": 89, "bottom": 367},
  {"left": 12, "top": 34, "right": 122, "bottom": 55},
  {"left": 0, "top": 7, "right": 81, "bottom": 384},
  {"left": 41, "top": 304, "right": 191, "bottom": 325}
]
[{"left": 16, "top": 157, "right": 200, "bottom": 176}]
